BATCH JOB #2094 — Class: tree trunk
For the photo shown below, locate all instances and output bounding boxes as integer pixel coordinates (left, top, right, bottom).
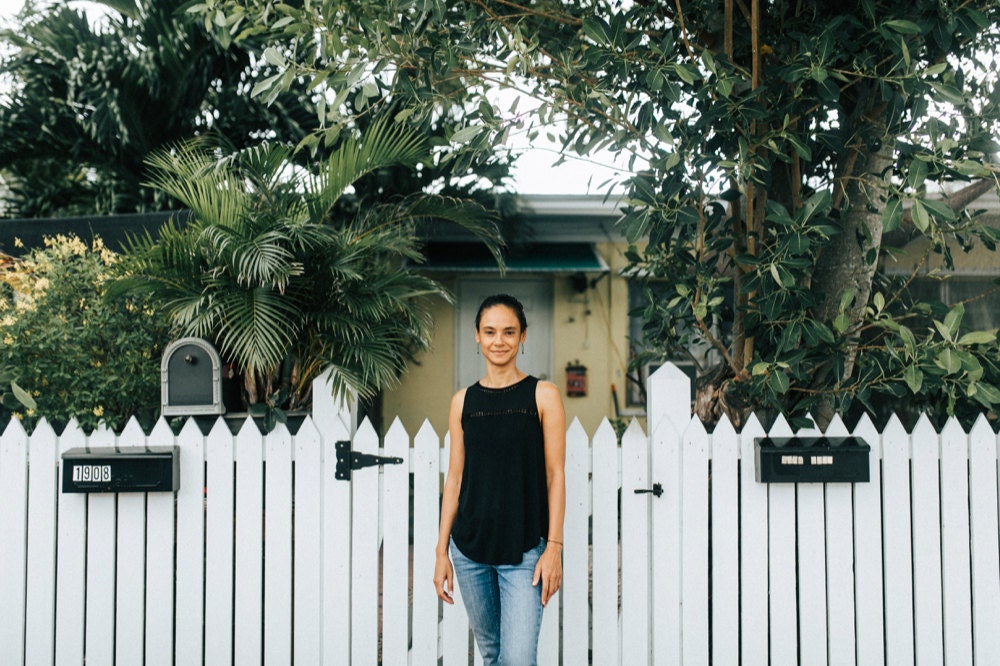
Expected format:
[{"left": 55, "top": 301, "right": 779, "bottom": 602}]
[{"left": 809, "top": 138, "right": 895, "bottom": 427}]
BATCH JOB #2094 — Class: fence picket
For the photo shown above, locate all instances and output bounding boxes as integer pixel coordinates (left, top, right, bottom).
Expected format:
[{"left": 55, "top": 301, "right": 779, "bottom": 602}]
[
  {"left": 591, "top": 419, "right": 620, "bottom": 666},
  {"left": 766, "top": 416, "right": 798, "bottom": 666},
  {"left": 650, "top": 414, "right": 681, "bottom": 666},
  {"left": 411, "top": 420, "right": 441, "bottom": 664},
  {"left": 882, "top": 415, "right": 915, "bottom": 665},
  {"left": 795, "top": 422, "right": 828, "bottom": 666},
  {"left": 649, "top": 361, "right": 687, "bottom": 665},
  {"left": 313, "top": 376, "right": 354, "bottom": 665},
  {"left": 172, "top": 418, "right": 204, "bottom": 666},
  {"left": 823, "top": 416, "right": 857, "bottom": 666},
  {"left": 940, "top": 418, "right": 973, "bottom": 665},
  {"left": 969, "top": 416, "right": 1000, "bottom": 664},
  {"left": 204, "top": 418, "right": 235, "bottom": 664},
  {"left": 115, "top": 419, "right": 147, "bottom": 666},
  {"left": 911, "top": 415, "right": 944, "bottom": 664},
  {"left": 851, "top": 413, "right": 885, "bottom": 666},
  {"left": 739, "top": 414, "right": 768, "bottom": 666},
  {"left": 265, "top": 424, "right": 294, "bottom": 664},
  {"left": 351, "top": 419, "right": 381, "bottom": 665},
  {"left": 145, "top": 418, "right": 177, "bottom": 666},
  {"left": 54, "top": 420, "right": 87, "bottom": 664},
  {"left": 382, "top": 419, "right": 411, "bottom": 665},
  {"left": 293, "top": 417, "right": 323, "bottom": 664},
  {"left": 0, "top": 418, "right": 28, "bottom": 666},
  {"left": 24, "top": 420, "right": 58, "bottom": 666},
  {"left": 562, "top": 419, "right": 591, "bottom": 666},
  {"left": 710, "top": 418, "right": 739, "bottom": 666},
  {"left": 85, "top": 427, "right": 117, "bottom": 666},
  {"left": 234, "top": 419, "right": 265, "bottom": 664},
  {"left": 621, "top": 418, "right": 651, "bottom": 664},
  {"left": 681, "top": 419, "right": 710, "bottom": 665}
]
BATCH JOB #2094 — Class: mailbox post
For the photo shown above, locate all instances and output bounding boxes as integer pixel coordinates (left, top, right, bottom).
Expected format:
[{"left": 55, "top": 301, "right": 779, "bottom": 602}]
[{"left": 754, "top": 436, "right": 870, "bottom": 483}]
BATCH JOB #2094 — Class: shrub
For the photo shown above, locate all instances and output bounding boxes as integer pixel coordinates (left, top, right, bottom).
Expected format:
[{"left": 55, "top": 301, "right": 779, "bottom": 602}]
[{"left": 0, "top": 234, "right": 172, "bottom": 432}]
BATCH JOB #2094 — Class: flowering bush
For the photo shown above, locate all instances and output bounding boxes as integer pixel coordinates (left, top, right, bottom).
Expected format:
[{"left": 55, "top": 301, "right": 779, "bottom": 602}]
[{"left": 0, "top": 234, "right": 172, "bottom": 432}]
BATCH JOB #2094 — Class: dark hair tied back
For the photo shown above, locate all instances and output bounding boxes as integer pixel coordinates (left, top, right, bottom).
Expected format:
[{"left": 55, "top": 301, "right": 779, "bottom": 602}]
[{"left": 475, "top": 294, "right": 528, "bottom": 331}]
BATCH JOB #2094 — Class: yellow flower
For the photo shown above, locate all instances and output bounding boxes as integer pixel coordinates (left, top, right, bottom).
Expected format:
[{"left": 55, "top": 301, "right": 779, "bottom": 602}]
[{"left": 93, "top": 405, "right": 105, "bottom": 417}]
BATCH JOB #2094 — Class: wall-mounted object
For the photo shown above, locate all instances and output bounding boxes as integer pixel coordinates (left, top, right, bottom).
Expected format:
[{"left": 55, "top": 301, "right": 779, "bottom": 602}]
[
  {"left": 161, "top": 337, "right": 225, "bottom": 416},
  {"left": 754, "top": 436, "right": 870, "bottom": 483},
  {"left": 62, "top": 446, "right": 179, "bottom": 493},
  {"left": 566, "top": 361, "right": 588, "bottom": 397}
]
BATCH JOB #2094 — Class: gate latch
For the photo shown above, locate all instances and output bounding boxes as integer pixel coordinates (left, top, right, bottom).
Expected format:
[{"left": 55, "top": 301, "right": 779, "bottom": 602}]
[
  {"left": 335, "top": 440, "right": 404, "bottom": 481},
  {"left": 634, "top": 483, "right": 663, "bottom": 498}
]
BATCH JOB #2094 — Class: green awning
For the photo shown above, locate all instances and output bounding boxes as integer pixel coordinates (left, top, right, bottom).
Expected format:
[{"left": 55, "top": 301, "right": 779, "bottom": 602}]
[{"left": 421, "top": 242, "right": 609, "bottom": 273}]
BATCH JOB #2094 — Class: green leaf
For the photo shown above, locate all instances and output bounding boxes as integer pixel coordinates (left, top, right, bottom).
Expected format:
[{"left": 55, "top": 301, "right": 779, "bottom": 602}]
[
  {"left": 899, "top": 325, "right": 917, "bottom": 354},
  {"left": 957, "top": 330, "right": 997, "bottom": 346},
  {"left": 881, "top": 197, "right": 903, "bottom": 232},
  {"left": 927, "top": 81, "right": 966, "bottom": 106},
  {"left": 920, "top": 198, "right": 957, "bottom": 222},
  {"left": 262, "top": 47, "right": 286, "bottom": 68},
  {"left": 904, "top": 365, "right": 923, "bottom": 393},
  {"left": 934, "top": 348, "right": 963, "bottom": 374},
  {"left": 911, "top": 200, "right": 930, "bottom": 232},
  {"left": 11, "top": 381, "right": 37, "bottom": 410},
  {"left": 972, "top": 382, "right": 1000, "bottom": 406},
  {"left": 770, "top": 370, "right": 790, "bottom": 394},
  {"left": 582, "top": 17, "right": 612, "bottom": 47},
  {"left": 907, "top": 158, "right": 928, "bottom": 189},
  {"left": 883, "top": 19, "right": 922, "bottom": 35}
]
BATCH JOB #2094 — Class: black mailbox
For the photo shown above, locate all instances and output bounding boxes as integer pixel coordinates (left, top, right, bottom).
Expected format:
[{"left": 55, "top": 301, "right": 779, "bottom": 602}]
[
  {"left": 62, "top": 447, "right": 179, "bottom": 493},
  {"left": 754, "top": 436, "right": 870, "bottom": 483},
  {"left": 161, "top": 337, "right": 225, "bottom": 416}
]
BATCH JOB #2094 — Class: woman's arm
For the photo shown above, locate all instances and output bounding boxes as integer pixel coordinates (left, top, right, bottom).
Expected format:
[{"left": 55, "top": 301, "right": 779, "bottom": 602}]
[
  {"left": 533, "top": 380, "right": 566, "bottom": 607},
  {"left": 433, "top": 388, "right": 466, "bottom": 604}
]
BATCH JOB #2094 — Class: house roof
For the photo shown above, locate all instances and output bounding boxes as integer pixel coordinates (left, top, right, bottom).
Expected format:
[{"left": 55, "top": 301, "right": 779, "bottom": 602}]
[
  {"left": 421, "top": 241, "right": 610, "bottom": 273},
  {"left": 0, "top": 210, "right": 190, "bottom": 257}
]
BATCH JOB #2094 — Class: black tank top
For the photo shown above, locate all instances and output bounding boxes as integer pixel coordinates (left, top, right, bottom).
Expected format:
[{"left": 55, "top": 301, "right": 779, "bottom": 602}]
[{"left": 451, "top": 375, "right": 549, "bottom": 565}]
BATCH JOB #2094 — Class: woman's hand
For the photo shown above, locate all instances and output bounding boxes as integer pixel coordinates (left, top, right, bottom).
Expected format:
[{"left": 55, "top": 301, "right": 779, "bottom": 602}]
[
  {"left": 533, "top": 543, "right": 563, "bottom": 606},
  {"left": 434, "top": 551, "right": 455, "bottom": 604}
]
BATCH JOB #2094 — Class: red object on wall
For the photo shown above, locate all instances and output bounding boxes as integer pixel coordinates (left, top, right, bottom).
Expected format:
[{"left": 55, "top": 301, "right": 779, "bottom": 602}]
[{"left": 566, "top": 361, "right": 588, "bottom": 397}]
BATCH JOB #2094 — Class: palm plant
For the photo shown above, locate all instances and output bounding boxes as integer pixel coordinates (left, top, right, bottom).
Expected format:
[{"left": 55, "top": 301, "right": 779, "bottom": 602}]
[{"left": 111, "top": 118, "right": 502, "bottom": 413}]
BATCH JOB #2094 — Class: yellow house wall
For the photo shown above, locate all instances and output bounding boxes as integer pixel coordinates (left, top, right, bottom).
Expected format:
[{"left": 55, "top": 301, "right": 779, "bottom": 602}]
[{"left": 382, "top": 241, "right": 639, "bottom": 436}]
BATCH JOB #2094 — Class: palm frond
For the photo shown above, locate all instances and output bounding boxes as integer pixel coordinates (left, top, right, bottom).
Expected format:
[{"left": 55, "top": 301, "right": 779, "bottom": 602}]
[{"left": 307, "top": 116, "right": 428, "bottom": 220}]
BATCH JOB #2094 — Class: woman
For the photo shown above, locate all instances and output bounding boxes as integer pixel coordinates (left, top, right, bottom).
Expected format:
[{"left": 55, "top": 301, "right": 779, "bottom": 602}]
[{"left": 434, "top": 293, "right": 567, "bottom": 665}]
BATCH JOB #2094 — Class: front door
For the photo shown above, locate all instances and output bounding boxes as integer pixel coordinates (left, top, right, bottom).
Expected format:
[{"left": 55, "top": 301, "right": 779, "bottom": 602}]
[{"left": 456, "top": 278, "right": 553, "bottom": 390}]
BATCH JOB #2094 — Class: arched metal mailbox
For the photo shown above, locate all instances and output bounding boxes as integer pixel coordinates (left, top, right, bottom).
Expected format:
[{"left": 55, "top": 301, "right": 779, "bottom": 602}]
[{"left": 161, "top": 337, "right": 225, "bottom": 416}]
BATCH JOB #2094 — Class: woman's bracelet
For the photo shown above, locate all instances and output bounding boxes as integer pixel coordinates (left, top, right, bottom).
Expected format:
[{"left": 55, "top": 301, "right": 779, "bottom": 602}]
[{"left": 547, "top": 539, "right": 563, "bottom": 547}]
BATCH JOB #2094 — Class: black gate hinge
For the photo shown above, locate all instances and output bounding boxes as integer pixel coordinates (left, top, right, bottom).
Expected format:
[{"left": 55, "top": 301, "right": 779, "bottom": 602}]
[{"left": 335, "top": 440, "right": 404, "bottom": 481}]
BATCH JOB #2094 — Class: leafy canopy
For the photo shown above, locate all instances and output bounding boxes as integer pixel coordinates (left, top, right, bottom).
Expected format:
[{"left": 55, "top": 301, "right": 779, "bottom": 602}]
[{"left": 196, "top": 0, "right": 1000, "bottom": 427}]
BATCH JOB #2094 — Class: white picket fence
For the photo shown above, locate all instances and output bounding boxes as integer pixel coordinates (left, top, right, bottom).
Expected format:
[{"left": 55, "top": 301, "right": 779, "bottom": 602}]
[{"left": 2, "top": 363, "right": 1000, "bottom": 664}]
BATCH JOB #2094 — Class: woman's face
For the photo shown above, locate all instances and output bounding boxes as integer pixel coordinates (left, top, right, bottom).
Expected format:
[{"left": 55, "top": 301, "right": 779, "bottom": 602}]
[{"left": 475, "top": 304, "right": 526, "bottom": 366}]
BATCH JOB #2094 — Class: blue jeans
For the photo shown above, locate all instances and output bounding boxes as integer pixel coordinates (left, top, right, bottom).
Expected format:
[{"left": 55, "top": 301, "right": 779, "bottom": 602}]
[{"left": 449, "top": 538, "right": 545, "bottom": 666}]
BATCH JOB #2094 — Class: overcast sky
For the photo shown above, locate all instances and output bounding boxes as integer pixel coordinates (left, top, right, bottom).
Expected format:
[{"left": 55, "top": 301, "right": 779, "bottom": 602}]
[{"left": 0, "top": 0, "right": 630, "bottom": 195}]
